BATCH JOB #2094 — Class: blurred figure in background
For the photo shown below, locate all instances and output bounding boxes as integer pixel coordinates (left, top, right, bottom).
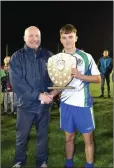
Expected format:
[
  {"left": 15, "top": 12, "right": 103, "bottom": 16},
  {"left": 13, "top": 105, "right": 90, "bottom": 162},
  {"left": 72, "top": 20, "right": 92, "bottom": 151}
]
[
  {"left": 98, "top": 49, "right": 113, "bottom": 98},
  {"left": 112, "top": 70, "right": 114, "bottom": 82},
  {"left": 0, "top": 68, "right": 7, "bottom": 106},
  {"left": 2, "top": 56, "right": 15, "bottom": 114}
]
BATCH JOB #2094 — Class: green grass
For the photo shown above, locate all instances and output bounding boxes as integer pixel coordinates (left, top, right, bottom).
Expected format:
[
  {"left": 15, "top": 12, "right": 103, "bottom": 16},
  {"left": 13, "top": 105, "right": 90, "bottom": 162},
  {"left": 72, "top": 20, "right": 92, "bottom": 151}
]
[{"left": 1, "top": 80, "right": 113, "bottom": 168}]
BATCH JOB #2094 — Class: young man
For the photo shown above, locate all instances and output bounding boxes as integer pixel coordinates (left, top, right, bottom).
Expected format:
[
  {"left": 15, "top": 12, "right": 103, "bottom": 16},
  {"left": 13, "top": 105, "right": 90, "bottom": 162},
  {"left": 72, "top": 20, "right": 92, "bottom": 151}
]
[
  {"left": 98, "top": 49, "right": 113, "bottom": 98},
  {"left": 50, "top": 24, "right": 101, "bottom": 168},
  {"left": 9, "top": 26, "right": 53, "bottom": 168}
]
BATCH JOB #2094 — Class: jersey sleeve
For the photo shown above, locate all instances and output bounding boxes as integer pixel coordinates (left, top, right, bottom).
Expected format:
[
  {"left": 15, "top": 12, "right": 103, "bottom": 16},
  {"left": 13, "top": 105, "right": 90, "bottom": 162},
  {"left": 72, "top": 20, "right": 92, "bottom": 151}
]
[{"left": 88, "top": 54, "right": 100, "bottom": 75}]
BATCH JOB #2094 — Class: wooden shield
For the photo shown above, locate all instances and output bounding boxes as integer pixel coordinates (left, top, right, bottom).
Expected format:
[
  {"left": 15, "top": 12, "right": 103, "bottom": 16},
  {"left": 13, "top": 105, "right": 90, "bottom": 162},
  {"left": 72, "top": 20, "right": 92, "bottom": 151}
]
[{"left": 47, "top": 52, "right": 76, "bottom": 88}]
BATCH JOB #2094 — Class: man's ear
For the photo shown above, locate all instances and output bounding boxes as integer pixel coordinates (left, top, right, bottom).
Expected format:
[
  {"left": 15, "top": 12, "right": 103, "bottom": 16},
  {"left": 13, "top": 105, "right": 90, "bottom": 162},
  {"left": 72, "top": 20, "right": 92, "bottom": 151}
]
[
  {"left": 60, "top": 37, "right": 62, "bottom": 44},
  {"left": 23, "top": 36, "right": 25, "bottom": 42},
  {"left": 75, "top": 36, "right": 78, "bottom": 42}
]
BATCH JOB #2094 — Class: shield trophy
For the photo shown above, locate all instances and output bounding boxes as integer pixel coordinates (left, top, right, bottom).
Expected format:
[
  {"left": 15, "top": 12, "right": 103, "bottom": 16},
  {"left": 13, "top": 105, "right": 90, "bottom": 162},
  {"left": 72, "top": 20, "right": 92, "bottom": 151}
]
[{"left": 47, "top": 52, "right": 77, "bottom": 90}]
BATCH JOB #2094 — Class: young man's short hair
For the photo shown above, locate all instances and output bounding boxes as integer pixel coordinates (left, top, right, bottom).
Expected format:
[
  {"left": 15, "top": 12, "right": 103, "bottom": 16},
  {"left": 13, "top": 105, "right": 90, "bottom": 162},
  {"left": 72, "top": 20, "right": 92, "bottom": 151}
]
[
  {"left": 60, "top": 24, "right": 77, "bottom": 36},
  {"left": 103, "top": 49, "right": 109, "bottom": 52}
]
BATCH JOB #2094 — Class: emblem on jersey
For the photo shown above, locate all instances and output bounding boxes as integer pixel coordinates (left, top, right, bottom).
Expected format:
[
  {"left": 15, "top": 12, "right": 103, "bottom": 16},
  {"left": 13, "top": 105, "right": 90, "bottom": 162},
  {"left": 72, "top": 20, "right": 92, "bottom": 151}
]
[
  {"left": 77, "top": 58, "right": 83, "bottom": 66},
  {"left": 47, "top": 52, "right": 77, "bottom": 89}
]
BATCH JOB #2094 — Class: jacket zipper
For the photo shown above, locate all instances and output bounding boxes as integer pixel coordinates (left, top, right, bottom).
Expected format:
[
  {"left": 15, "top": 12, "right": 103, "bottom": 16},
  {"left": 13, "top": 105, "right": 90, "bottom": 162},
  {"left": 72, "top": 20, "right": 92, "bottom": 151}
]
[{"left": 34, "top": 52, "right": 37, "bottom": 78}]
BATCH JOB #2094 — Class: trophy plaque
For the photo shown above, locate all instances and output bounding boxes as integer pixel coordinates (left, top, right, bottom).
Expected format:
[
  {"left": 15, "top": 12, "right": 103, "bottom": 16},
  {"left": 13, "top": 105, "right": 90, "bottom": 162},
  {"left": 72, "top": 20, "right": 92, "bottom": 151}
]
[{"left": 47, "top": 52, "right": 77, "bottom": 90}]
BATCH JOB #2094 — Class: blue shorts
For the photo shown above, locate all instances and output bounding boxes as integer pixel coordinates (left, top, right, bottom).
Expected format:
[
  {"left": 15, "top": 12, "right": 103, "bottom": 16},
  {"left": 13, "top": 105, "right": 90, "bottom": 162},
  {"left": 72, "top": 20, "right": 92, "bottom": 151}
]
[{"left": 60, "top": 102, "right": 95, "bottom": 134}]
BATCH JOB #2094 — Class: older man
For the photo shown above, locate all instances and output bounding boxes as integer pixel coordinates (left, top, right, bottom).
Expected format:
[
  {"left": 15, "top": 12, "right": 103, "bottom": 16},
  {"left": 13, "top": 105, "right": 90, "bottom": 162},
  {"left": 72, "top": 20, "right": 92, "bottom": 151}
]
[{"left": 9, "top": 26, "right": 53, "bottom": 168}]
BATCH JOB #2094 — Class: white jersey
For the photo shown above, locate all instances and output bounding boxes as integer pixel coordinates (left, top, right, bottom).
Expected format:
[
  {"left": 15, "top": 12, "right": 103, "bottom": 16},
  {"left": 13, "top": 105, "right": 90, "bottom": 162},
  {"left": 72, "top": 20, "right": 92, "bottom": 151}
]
[{"left": 60, "top": 49, "right": 100, "bottom": 107}]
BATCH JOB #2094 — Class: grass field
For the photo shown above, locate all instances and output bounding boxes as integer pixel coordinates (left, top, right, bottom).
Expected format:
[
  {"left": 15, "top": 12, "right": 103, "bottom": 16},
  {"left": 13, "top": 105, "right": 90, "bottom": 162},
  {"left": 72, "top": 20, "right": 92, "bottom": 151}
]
[{"left": 1, "top": 81, "right": 113, "bottom": 168}]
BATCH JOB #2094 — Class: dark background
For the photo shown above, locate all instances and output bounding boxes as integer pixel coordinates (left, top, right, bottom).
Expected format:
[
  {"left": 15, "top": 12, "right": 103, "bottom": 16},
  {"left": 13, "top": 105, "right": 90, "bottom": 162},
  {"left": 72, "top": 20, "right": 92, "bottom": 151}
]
[{"left": 1, "top": 1, "right": 113, "bottom": 64}]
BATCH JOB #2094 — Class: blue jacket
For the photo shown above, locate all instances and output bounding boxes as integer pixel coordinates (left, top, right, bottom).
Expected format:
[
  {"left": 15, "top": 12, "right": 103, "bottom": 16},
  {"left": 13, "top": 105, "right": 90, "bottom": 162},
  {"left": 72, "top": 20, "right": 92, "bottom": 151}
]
[
  {"left": 98, "top": 56, "right": 113, "bottom": 77},
  {"left": 9, "top": 45, "right": 53, "bottom": 112}
]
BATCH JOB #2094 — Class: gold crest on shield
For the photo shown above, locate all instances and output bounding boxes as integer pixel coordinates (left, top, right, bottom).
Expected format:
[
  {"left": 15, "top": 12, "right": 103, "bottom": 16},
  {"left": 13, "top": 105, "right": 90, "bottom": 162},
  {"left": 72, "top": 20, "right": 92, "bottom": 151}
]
[{"left": 47, "top": 53, "right": 77, "bottom": 89}]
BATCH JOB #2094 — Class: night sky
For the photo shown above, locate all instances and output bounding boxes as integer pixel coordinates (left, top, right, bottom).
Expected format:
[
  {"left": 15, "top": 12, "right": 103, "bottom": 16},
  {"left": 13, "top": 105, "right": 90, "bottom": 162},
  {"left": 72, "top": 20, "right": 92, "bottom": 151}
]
[{"left": 1, "top": 1, "right": 113, "bottom": 64}]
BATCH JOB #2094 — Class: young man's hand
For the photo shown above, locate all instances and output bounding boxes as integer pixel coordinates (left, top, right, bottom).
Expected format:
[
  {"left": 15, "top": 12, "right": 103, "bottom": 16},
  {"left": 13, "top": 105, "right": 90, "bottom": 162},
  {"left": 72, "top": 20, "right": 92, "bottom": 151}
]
[
  {"left": 71, "top": 68, "right": 101, "bottom": 83},
  {"left": 71, "top": 68, "right": 82, "bottom": 79},
  {"left": 49, "top": 90, "right": 61, "bottom": 98}
]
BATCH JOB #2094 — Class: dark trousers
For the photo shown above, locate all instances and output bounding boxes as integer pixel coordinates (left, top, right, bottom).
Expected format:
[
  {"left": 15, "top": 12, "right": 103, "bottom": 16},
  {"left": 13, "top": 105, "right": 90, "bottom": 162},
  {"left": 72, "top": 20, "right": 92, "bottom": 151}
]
[
  {"left": 101, "top": 74, "right": 110, "bottom": 96},
  {"left": 14, "top": 109, "right": 50, "bottom": 167}
]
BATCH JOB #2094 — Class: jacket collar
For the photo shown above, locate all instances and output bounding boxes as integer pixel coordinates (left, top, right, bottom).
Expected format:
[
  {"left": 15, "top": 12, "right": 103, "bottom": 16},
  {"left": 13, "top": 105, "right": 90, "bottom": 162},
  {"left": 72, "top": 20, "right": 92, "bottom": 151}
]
[
  {"left": 103, "top": 56, "right": 110, "bottom": 59},
  {"left": 24, "top": 44, "right": 41, "bottom": 54}
]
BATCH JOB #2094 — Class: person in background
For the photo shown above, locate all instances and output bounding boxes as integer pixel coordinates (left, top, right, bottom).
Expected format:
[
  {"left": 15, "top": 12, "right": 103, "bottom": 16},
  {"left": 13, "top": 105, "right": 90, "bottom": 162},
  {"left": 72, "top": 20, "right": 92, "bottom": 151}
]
[
  {"left": 112, "top": 70, "right": 114, "bottom": 82},
  {"left": 2, "top": 56, "right": 15, "bottom": 115},
  {"left": 0, "top": 67, "right": 7, "bottom": 106},
  {"left": 98, "top": 49, "right": 113, "bottom": 98}
]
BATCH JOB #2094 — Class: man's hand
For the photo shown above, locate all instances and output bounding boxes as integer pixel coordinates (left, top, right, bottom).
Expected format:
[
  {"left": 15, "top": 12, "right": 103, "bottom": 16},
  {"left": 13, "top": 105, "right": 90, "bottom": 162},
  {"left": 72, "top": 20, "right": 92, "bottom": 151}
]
[
  {"left": 39, "top": 93, "right": 53, "bottom": 104},
  {"left": 71, "top": 68, "right": 82, "bottom": 79}
]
